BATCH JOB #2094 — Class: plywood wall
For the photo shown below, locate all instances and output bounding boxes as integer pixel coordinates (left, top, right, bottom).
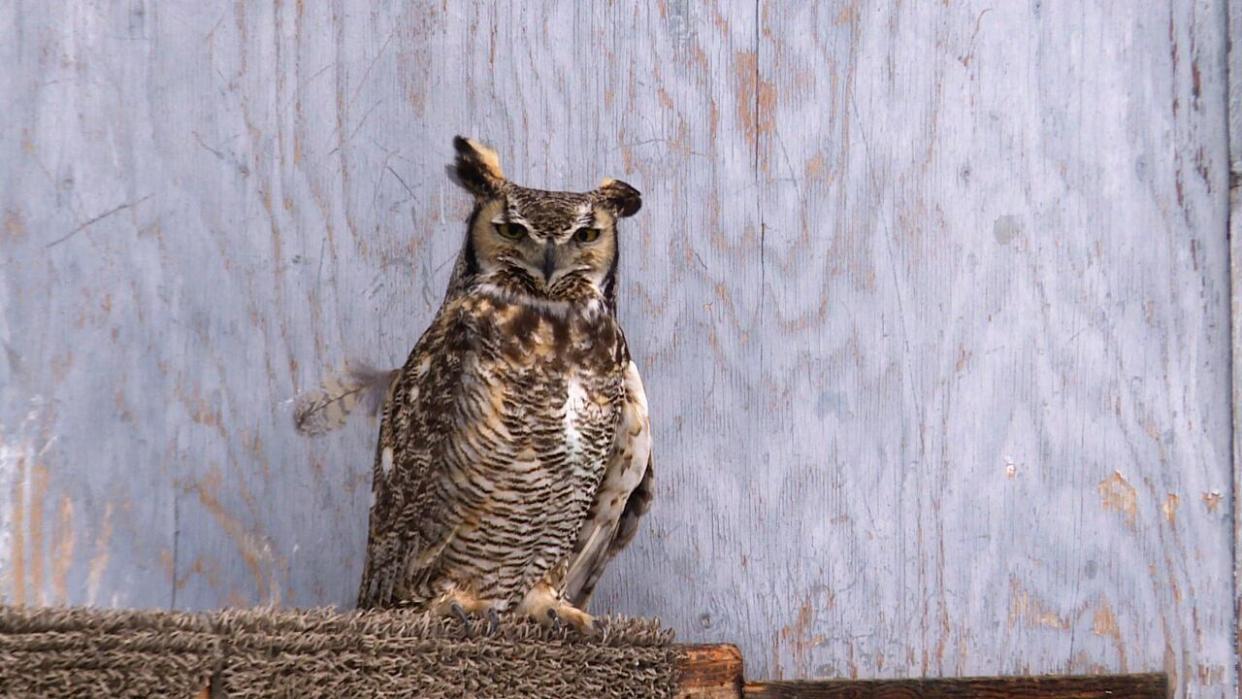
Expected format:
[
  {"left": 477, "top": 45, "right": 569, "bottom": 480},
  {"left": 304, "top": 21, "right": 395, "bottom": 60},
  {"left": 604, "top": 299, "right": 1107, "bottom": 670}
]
[{"left": 0, "top": 2, "right": 1234, "bottom": 696}]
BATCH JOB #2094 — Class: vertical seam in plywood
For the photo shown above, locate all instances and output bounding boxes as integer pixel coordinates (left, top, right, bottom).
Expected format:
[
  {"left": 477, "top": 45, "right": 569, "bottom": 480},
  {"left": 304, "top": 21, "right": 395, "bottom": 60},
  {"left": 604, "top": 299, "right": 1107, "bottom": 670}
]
[{"left": 1229, "top": 0, "right": 1242, "bottom": 689}]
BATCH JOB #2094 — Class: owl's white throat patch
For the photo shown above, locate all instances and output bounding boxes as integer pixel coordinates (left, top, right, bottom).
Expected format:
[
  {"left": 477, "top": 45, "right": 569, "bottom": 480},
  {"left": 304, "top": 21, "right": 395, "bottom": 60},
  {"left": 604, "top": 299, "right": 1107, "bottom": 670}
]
[
  {"left": 475, "top": 282, "right": 602, "bottom": 317},
  {"left": 562, "top": 377, "right": 589, "bottom": 455}
]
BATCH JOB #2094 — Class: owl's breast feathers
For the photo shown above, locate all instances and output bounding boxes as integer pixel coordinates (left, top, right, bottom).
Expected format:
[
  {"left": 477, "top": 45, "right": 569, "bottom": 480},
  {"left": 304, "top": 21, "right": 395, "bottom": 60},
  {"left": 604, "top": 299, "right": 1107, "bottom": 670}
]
[{"left": 357, "top": 288, "right": 632, "bottom": 610}]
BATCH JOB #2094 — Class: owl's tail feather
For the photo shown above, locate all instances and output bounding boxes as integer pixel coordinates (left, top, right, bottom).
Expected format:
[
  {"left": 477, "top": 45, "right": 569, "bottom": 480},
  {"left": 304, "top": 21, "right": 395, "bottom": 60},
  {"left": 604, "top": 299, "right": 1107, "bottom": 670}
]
[{"left": 292, "top": 362, "right": 399, "bottom": 436}]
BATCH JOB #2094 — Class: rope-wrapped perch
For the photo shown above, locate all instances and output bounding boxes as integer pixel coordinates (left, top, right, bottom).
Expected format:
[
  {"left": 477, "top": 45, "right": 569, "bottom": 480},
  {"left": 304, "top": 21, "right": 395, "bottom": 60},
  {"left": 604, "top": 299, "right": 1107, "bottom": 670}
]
[{"left": 0, "top": 605, "right": 679, "bottom": 698}]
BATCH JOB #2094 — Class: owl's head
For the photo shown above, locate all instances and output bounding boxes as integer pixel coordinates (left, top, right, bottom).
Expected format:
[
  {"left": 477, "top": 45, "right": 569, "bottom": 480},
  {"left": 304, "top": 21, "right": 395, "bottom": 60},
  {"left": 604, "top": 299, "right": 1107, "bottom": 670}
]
[{"left": 448, "top": 136, "right": 642, "bottom": 307}]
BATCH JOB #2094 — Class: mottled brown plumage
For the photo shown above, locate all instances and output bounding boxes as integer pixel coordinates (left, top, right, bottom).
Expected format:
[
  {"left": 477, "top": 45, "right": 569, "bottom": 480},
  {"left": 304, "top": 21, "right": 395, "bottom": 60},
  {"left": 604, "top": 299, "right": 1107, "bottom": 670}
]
[{"left": 355, "top": 137, "right": 653, "bottom": 632}]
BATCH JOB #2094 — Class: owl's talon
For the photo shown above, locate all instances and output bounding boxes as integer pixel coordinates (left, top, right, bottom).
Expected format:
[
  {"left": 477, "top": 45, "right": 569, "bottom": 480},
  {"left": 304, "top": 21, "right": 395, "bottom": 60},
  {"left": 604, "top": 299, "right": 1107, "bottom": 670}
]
[
  {"left": 486, "top": 608, "right": 501, "bottom": 636},
  {"left": 592, "top": 616, "right": 609, "bottom": 634},
  {"left": 546, "top": 608, "right": 563, "bottom": 632},
  {"left": 450, "top": 602, "right": 473, "bottom": 635}
]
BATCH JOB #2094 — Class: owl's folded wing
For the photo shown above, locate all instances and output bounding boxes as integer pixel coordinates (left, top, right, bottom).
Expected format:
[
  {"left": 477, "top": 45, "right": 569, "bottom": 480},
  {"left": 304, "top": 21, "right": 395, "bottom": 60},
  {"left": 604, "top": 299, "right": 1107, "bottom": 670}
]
[
  {"left": 563, "top": 359, "right": 655, "bottom": 608},
  {"left": 355, "top": 312, "right": 468, "bottom": 609}
]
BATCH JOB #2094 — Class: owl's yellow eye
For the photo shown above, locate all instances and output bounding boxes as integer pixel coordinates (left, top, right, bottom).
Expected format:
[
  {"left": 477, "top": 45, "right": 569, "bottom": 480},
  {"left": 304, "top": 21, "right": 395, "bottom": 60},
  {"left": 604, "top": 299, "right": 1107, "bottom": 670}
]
[
  {"left": 496, "top": 222, "right": 528, "bottom": 241},
  {"left": 575, "top": 227, "right": 602, "bottom": 243}
]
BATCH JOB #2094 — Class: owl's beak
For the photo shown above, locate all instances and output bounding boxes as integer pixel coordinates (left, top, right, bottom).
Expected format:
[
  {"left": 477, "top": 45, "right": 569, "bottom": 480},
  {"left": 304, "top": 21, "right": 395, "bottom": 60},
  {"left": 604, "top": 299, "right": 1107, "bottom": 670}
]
[{"left": 541, "top": 239, "right": 557, "bottom": 283}]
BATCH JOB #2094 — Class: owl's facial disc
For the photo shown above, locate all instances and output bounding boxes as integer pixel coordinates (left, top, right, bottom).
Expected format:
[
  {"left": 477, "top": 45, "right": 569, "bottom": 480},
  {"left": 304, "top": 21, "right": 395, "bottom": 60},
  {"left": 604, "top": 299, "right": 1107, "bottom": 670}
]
[
  {"left": 487, "top": 216, "right": 603, "bottom": 286},
  {"left": 469, "top": 194, "right": 616, "bottom": 299}
]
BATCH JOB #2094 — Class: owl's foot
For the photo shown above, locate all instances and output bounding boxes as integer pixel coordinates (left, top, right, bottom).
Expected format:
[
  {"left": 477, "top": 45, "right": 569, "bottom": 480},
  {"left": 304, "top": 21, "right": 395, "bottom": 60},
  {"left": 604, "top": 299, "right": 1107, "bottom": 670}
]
[
  {"left": 431, "top": 590, "right": 494, "bottom": 637},
  {"left": 449, "top": 602, "right": 473, "bottom": 633},
  {"left": 518, "top": 582, "right": 599, "bottom": 635},
  {"left": 542, "top": 605, "right": 600, "bottom": 634},
  {"left": 486, "top": 607, "right": 501, "bottom": 636}
]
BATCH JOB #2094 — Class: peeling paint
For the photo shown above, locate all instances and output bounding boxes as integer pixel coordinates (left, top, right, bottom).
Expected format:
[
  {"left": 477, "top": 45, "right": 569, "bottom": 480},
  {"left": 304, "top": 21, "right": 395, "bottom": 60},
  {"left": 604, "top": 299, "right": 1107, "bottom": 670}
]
[
  {"left": 1, "top": 209, "right": 25, "bottom": 242},
  {"left": 0, "top": 398, "right": 52, "bottom": 605},
  {"left": 1197, "top": 664, "right": 1226, "bottom": 686},
  {"left": 804, "top": 152, "right": 828, "bottom": 182},
  {"left": 0, "top": 449, "right": 24, "bottom": 605},
  {"left": 1008, "top": 578, "right": 1069, "bottom": 630},
  {"left": 1003, "top": 456, "right": 1020, "bottom": 479},
  {"left": 1098, "top": 471, "right": 1138, "bottom": 530},
  {"left": 733, "top": 50, "right": 776, "bottom": 163},
  {"left": 1161, "top": 493, "right": 1179, "bottom": 524},
  {"left": 1092, "top": 600, "right": 1127, "bottom": 670},
  {"left": 1201, "top": 490, "right": 1222, "bottom": 513},
  {"left": 775, "top": 595, "right": 817, "bottom": 679},
  {"left": 28, "top": 462, "right": 49, "bottom": 604}
]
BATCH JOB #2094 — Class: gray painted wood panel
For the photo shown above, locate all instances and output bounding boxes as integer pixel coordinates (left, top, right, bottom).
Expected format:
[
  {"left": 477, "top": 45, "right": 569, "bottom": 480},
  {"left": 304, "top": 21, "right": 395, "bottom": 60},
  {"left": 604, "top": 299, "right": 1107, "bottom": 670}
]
[
  {"left": 1230, "top": 0, "right": 1242, "bottom": 692},
  {"left": 0, "top": 2, "right": 1233, "bottom": 696}
]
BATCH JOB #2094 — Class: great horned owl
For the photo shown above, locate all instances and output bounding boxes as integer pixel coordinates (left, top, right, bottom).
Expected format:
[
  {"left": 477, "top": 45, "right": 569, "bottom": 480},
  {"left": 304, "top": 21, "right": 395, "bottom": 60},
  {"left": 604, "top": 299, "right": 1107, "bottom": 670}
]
[{"left": 355, "top": 137, "right": 654, "bottom": 633}]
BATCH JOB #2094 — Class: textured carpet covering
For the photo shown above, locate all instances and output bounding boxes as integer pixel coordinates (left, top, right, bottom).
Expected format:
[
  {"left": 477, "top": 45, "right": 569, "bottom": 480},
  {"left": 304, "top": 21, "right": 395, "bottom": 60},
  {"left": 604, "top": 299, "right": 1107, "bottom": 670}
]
[{"left": 0, "top": 605, "right": 679, "bottom": 698}]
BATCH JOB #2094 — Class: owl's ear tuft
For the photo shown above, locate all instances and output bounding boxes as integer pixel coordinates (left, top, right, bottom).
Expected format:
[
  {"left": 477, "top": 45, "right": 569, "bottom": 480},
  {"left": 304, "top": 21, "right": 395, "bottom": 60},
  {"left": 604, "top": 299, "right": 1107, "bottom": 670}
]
[
  {"left": 450, "top": 136, "right": 506, "bottom": 197},
  {"left": 596, "top": 178, "right": 642, "bottom": 218}
]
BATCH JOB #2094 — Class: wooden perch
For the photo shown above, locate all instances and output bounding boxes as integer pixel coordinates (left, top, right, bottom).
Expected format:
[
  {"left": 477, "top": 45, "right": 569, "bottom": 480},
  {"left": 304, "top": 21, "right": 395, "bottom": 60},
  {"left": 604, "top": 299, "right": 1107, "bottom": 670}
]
[
  {"left": 677, "top": 645, "right": 745, "bottom": 697},
  {"left": 675, "top": 645, "right": 1167, "bottom": 699},
  {"left": 189, "top": 642, "right": 1166, "bottom": 697}
]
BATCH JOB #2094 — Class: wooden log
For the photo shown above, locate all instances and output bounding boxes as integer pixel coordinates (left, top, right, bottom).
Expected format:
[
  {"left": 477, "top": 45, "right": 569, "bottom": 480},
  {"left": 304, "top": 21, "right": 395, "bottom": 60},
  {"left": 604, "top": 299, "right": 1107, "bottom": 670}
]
[
  {"left": 675, "top": 646, "right": 1168, "bottom": 697},
  {"left": 674, "top": 646, "right": 1167, "bottom": 698},
  {"left": 741, "top": 674, "right": 1168, "bottom": 699},
  {"left": 676, "top": 644, "right": 745, "bottom": 698}
]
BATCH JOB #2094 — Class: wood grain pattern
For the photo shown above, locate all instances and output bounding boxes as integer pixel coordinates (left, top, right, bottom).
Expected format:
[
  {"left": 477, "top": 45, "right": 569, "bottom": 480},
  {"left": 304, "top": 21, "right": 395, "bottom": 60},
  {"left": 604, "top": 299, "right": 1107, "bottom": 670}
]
[
  {"left": 1229, "top": 0, "right": 1242, "bottom": 696},
  {"left": 745, "top": 2, "right": 1233, "bottom": 693},
  {"left": 0, "top": 2, "right": 1232, "bottom": 696},
  {"left": 678, "top": 644, "right": 745, "bottom": 699},
  {"left": 742, "top": 674, "right": 1168, "bottom": 699}
]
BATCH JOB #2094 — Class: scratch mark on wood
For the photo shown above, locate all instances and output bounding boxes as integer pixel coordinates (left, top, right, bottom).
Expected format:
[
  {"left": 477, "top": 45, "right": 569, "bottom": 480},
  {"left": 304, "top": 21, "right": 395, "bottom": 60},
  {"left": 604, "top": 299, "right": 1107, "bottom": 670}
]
[
  {"left": 45, "top": 195, "right": 153, "bottom": 248},
  {"left": 386, "top": 165, "right": 415, "bottom": 199}
]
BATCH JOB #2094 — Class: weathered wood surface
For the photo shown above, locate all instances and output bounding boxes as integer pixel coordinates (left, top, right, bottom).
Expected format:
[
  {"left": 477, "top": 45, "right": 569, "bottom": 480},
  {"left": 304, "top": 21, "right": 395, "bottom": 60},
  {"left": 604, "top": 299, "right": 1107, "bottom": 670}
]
[
  {"left": 1229, "top": 0, "right": 1242, "bottom": 694},
  {"left": 742, "top": 674, "right": 1168, "bottom": 699},
  {"left": 678, "top": 644, "right": 746, "bottom": 699},
  {"left": 0, "top": 2, "right": 1232, "bottom": 696}
]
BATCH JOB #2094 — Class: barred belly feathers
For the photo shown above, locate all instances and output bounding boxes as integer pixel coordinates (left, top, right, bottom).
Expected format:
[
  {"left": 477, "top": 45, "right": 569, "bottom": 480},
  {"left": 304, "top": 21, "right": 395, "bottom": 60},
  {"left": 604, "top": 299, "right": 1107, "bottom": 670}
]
[{"left": 354, "top": 137, "right": 654, "bottom": 633}]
